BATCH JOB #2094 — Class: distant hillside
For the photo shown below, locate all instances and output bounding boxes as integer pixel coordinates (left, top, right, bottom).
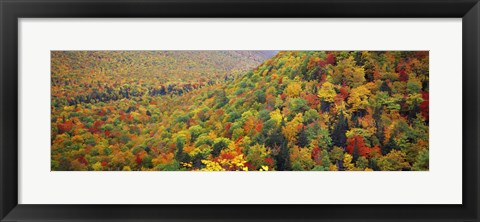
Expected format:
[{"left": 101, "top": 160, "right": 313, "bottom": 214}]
[{"left": 51, "top": 51, "right": 276, "bottom": 107}]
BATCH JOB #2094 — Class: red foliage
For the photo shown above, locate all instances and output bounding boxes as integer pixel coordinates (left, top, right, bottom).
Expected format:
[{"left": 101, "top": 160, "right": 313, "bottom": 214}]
[
  {"left": 373, "top": 69, "right": 381, "bottom": 80},
  {"left": 339, "top": 85, "right": 349, "bottom": 100},
  {"left": 235, "top": 136, "right": 244, "bottom": 144},
  {"left": 304, "top": 94, "right": 319, "bottom": 108},
  {"left": 93, "top": 120, "right": 104, "bottom": 128},
  {"left": 119, "top": 111, "right": 126, "bottom": 120},
  {"left": 264, "top": 157, "right": 275, "bottom": 167},
  {"left": 278, "top": 77, "right": 283, "bottom": 85},
  {"left": 97, "top": 109, "right": 107, "bottom": 116},
  {"left": 254, "top": 122, "right": 263, "bottom": 134},
  {"left": 244, "top": 162, "right": 255, "bottom": 170},
  {"left": 346, "top": 135, "right": 374, "bottom": 158},
  {"left": 296, "top": 124, "right": 304, "bottom": 131},
  {"left": 320, "top": 73, "right": 327, "bottom": 83},
  {"left": 76, "top": 157, "right": 88, "bottom": 165},
  {"left": 370, "top": 145, "right": 381, "bottom": 157},
  {"left": 224, "top": 123, "right": 232, "bottom": 138},
  {"left": 318, "top": 59, "right": 327, "bottom": 67},
  {"left": 88, "top": 120, "right": 105, "bottom": 134},
  {"left": 135, "top": 156, "right": 143, "bottom": 165},
  {"left": 318, "top": 54, "right": 335, "bottom": 67},
  {"left": 420, "top": 91, "right": 429, "bottom": 121},
  {"left": 101, "top": 161, "right": 108, "bottom": 167},
  {"left": 399, "top": 70, "right": 408, "bottom": 82},
  {"left": 57, "top": 120, "right": 74, "bottom": 134},
  {"left": 326, "top": 52, "right": 336, "bottom": 65},
  {"left": 311, "top": 147, "right": 321, "bottom": 163},
  {"left": 396, "top": 62, "right": 409, "bottom": 82},
  {"left": 220, "top": 152, "right": 235, "bottom": 160}
]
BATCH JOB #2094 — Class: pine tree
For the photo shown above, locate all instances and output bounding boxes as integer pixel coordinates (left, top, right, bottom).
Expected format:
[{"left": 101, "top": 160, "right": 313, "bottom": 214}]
[
  {"left": 296, "top": 126, "right": 309, "bottom": 148},
  {"left": 380, "top": 81, "right": 392, "bottom": 94},
  {"left": 382, "top": 134, "right": 397, "bottom": 155},
  {"left": 332, "top": 112, "right": 348, "bottom": 148},
  {"left": 271, "top": 118, "right": 291, "bottom": 171}
]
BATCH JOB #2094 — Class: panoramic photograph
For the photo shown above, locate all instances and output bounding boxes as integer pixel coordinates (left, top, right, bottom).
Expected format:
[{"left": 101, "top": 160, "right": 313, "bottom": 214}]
[{"left": 51, "top": 51, "right": 429, "bottom": 171}]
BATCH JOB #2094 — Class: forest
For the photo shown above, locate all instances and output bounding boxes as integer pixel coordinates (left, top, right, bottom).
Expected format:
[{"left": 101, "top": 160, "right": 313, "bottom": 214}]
[{"left": 51, "top": 50, "right": 429, "bottom": 171}]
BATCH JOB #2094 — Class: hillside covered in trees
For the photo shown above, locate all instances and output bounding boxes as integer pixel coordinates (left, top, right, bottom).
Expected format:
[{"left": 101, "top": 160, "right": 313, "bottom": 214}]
[{"left": 51, "top": 51, "right": 429, "bottom": 171}]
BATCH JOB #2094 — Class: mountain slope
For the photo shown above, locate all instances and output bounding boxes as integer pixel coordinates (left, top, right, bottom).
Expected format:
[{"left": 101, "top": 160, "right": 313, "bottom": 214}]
[{"left": 51, "top": 51, "right": 429, "bottom": 171}]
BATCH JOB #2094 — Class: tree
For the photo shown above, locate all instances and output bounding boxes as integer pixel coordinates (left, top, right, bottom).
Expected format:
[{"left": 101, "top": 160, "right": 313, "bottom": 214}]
[
  {"left": 288, "top": 98, "right": 308, "bottom": 114},
  {"left": 377, "top": 150, "right": 411, "bottom": 171},
  {"left": 212, "top": 137, "right": 231, "bottom": 157},
  {"left": 175, "top": 136, "right": 189, "bottom": 163},
  {"left": 290, "top": 146, "right": 314, "bottom": 170},
  {"left": 356, "top": 156, "right": 368, "bottom": 170},
  {"left": 276, "top": 137, "right": 291, "bottom": 171},
  {"left": 343, "top": 153, "right": 355, "bottom": 171},
  {"left": 282, "top": 113, "right": 304, "bottom": 144},
  {"left": 246, "top": 144, "right": 270, "bottom": 170},
  {"left": 296, "top": 126, "right": 309, "bottom": 148},
  {"left": 317, "top": 82, "right": 336, "bottom": 103},
  {"left": 284, "top": 81, "right": 302, "bottom": 98},
  {"left": 332, "top": 112, "right": 348, "bottom": 148},
  {"left": 412, "top": 149, "right": 429, "bottom": 171},
  {"left": 346, "top": 135, "right": 370, "bottom": 160},
  {"left": 273, "top": 119, "right": 291, "bottom": 171},
  {"left": 379, "top": 81, "right": 392, "bottom": 94},
  {"left": 329, "top": 146, "right": 345, "bottom": 167},
  {"left": 320, "top": 149, "right": 331, "bottom": 170},
  {"left": 382, "top": 134, "right": 397, "bottom": 155},
  {"left": 347, "top": 85, "right": 372, "bottom": 112}
]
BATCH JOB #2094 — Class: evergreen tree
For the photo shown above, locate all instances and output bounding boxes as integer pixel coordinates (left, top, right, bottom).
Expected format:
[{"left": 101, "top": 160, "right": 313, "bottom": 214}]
[
  {"left": 373, "top": 108, "right": 385, "bottom": 145},
  {"left": 382, "top": 134, "right": 397, "bottom": 155},
  {"left": 296, "top": 126, "right": 309, "bottom": 148},
  {"left": 276, "top": 139, "right": 291, "bottom": 171},
  {"left": 270, "top": 118, "right": 291, "bottom": 171},
  {"left": 175, "top": 137, "right": 190, "bottom": 163},
  {"left": 332, "top": 112, "right": 348, "bottom": 148},
  {"left": 380, "top": 81, "right": 392, "bottom": 94}
]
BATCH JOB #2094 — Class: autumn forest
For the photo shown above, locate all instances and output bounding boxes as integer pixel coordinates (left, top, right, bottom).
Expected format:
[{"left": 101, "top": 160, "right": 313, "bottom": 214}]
[{"left": 51, "top": 51, "right": 429, "bottom": 171}]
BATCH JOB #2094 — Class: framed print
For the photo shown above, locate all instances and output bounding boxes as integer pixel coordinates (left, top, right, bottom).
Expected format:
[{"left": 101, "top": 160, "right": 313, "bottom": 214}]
[{"left": 1, "top": 0, "right": 479, "bottom": 221}]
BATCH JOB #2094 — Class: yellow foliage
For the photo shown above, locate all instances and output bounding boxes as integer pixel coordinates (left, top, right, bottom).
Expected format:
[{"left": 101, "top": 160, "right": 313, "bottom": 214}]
[
  {"left": 92, "top": 162, "right": 103, "bottom": 171},
  {"left": 284, "top": 81, "right": 302, "bottom": 98},
  {"left": 290, "top": 146, "right": 314, "bottom": 170},
  {"left": 343, "top": 153, "right": 355, "bottom": 171},
  {"left": 329, "top": 164, "right": 338, "bottom": 171},
  {"left": 269, "top": 109, "right": 283, "bottom": 126},
  {"left": 201, "top": 160, "right": 225, "bottom": 171},
  {"left": 317, "top": 82, "right": 337, "bottom": 102},
  {"left": 347, "top": 85, "right": 372, "bottom": 111},
  {"left": 282, "top": 113, "right": 303, "bottom": 144},
  {"left": 201, "top": 154, "right": 249, "bottom": 171}
]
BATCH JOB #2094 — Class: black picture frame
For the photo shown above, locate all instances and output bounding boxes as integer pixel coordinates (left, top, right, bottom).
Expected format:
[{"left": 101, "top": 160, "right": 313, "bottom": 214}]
[{"left": 1, "top": 0, "right": 479, "bottom": 221}]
